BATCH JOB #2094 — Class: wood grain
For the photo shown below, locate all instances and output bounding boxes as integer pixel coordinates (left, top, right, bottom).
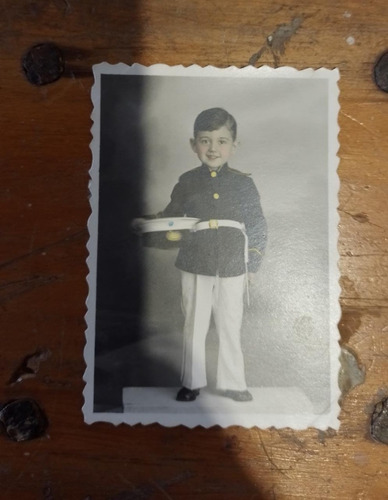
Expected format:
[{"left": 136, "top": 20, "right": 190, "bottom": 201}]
[{"left": 1, "top": 0, "right": 387, "bottom": 498}]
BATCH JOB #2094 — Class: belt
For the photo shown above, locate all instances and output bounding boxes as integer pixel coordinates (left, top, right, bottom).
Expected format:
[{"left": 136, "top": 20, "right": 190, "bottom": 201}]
[
  {"left": 192, "top": 219, "right": 250, "bottom": 305},
  {"left": 193, "top": 219, "right": 245, "bottom": 231}
]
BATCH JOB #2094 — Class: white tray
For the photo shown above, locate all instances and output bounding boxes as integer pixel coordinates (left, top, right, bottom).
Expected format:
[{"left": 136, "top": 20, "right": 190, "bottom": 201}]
[{"left": 139, "top": 217, "right": 200, "bottom": 233}]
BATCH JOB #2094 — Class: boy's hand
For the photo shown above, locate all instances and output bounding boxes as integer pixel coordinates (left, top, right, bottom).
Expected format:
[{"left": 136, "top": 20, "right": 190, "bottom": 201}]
[{"left": 131, "top": 218, "right": 146, "bottom": 232}]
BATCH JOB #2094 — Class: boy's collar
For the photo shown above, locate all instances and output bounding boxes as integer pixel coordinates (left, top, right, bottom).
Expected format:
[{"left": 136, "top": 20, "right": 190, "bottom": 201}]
[{"left": 202, "top": 163, "right": 228, "bottom": 174}]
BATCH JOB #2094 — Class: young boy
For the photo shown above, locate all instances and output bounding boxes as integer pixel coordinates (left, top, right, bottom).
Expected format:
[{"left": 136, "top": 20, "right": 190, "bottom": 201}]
[{"left": 161, "top": 107, "right": 267, "bottom": 402}]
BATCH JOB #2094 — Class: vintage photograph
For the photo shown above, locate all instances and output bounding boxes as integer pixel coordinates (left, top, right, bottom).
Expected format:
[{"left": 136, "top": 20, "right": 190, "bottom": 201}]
[{"left": 84, "top": 64, "right": 340, "bottom": 429}]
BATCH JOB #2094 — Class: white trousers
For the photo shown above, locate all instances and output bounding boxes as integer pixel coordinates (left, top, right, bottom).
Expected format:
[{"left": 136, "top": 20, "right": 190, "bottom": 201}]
[{"left": 180, "top": 271, "right": 247, "bottom": 391}]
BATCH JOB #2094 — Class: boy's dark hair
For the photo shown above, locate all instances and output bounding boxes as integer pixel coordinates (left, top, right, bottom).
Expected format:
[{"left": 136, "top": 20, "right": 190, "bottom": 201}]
[{"left": 194, "top": 108, "right": 237, "bottom": 141}]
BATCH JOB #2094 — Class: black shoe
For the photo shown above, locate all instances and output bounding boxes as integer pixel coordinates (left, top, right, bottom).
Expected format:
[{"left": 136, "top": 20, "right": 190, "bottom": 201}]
[
  {"left": 176, "top": 387, "right": 200, "bottom": 402},
  {"left": 222, "top": 390, "right": 253, "bottom": 402}
]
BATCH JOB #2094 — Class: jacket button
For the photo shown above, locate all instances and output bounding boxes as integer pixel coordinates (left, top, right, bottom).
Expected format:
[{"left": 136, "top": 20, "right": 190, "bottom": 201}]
[
  {"left": 210, "top": 171, "right": 217, "bottom": 177},
  {"left": 213, "top": 193, "right": 219, "bottom": 200}
]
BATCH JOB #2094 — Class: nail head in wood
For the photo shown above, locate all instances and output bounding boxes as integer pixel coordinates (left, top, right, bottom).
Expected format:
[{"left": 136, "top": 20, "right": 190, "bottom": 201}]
[
  {"left": 22, "top": 43, "right": 64, "bottom": 86},
  {"left": 374, "top": 51, "right": 388, "bottom": 93},
  {"left": 0, "top": 399, "right": 48, "bottom": 441},
  {"left": 371, "top": 397, "right": 388, "bottom": 444}
]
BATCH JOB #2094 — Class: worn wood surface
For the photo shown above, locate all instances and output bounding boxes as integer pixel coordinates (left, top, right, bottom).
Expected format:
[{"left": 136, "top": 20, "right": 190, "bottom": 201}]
[{"left": 1, "top": 1, "right": 388, "bottom": 498}]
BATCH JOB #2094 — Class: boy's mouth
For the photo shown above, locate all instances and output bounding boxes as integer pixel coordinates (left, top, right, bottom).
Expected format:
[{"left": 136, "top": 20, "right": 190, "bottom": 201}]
[{"left": 207, "top": 155, "right": 220, "bottom": 160}]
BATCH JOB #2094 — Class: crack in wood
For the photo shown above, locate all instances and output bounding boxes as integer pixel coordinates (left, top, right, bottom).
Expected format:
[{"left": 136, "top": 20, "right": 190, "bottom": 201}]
[
  {"left": 0, "top": 229, "right": 87, "bottom": 270},
  {"left": 0, "top": 275, "right": 61, "bottom": 305}
]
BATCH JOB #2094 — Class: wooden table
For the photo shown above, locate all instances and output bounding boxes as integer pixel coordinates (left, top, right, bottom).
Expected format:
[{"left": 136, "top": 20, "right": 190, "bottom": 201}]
[{"left": 1, "top": 1, "right": 387, "bottom": 498}]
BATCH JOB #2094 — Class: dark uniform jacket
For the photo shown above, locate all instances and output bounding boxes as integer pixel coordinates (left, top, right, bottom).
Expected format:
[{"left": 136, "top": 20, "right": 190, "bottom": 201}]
[{"left": 161, "top": 163, "right": 267, "bottom": 278}]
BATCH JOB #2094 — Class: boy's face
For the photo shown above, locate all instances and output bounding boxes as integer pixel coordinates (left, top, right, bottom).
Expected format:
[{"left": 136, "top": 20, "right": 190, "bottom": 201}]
[{"left": 190, "top": 125, "right": 237, "bottom": 169}]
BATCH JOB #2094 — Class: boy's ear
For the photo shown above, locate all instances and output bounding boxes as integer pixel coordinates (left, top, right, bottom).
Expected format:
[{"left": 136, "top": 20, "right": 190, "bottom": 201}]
[
  {"left": 232, "top": 140, "right": 238, "bottom": 154},
  {"left": 190, "top": 138, "right": 196, "bottom": 152}
]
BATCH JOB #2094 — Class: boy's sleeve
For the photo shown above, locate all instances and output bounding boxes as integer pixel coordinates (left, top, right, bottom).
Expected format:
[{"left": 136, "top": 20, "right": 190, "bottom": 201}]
[
  {"left": 242, "top": 178, "right": 267, "bottom": 273},
  {"left": 159, "top": 179, "right": 186, "bottom": 217},
  {"left": 138, "top": 179, "right": 186, "bottom": 250}
]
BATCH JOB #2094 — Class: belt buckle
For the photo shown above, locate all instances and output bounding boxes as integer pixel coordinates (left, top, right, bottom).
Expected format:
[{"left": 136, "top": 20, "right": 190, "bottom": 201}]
[{"left": 209, "top": 219, "right": 218, "bottom": 229}]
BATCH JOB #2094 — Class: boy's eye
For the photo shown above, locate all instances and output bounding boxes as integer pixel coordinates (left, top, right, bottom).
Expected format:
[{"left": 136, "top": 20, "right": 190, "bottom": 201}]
[{"left": 200, "top": 139, "right": 209, "bottom": 144}]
